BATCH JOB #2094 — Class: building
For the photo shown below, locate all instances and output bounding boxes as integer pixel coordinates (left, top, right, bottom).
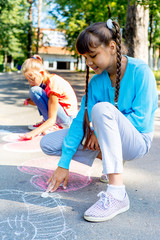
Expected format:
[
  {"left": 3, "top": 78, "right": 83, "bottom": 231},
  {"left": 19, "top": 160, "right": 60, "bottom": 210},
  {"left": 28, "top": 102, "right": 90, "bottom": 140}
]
[{"left": 38, "top": 28, "right": 85, "bottom": 71}]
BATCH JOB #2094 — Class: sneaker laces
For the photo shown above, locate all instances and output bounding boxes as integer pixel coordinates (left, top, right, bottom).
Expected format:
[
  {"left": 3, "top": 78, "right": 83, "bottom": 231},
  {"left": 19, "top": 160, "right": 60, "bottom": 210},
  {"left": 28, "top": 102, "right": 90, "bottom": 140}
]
[{"left": 97, "top": 191, "right": 110, "bottom": 209}]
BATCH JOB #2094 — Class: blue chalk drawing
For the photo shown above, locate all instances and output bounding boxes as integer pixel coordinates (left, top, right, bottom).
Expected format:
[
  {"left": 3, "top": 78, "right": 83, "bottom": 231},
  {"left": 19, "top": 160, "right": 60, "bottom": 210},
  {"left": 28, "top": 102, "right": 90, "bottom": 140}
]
[{"left": 0, "top": 190, "right": 77, "bottom": 240}]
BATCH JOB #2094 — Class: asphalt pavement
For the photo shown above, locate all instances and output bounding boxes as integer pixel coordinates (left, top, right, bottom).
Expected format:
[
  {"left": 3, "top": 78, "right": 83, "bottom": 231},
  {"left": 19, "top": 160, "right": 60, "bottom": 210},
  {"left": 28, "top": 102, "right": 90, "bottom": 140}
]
[{"left": 0, "top": 71, "right": 159, "bottom": 240}]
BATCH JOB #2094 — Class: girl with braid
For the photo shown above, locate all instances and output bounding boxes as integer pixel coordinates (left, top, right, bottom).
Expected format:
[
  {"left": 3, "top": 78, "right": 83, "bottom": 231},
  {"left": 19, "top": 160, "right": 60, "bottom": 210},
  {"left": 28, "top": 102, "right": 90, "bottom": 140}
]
[{"left": 40, "top": 19, "right": 158, "bottom": 222}]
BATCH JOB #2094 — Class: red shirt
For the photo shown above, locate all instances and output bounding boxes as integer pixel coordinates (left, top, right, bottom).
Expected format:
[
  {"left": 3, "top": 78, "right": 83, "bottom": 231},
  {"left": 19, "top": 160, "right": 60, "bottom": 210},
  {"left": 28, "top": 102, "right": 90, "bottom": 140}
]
[{"left": 45, "top": 74, "right": 78, "bottom": 116}]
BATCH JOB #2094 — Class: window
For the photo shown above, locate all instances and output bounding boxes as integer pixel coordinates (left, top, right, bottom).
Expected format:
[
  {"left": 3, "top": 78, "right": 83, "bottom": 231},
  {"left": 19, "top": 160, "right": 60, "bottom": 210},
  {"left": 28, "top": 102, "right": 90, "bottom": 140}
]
[
  {"left": 57, "top": 61, "right": 70, "bottom": 69},
  {"left": 49, "top": 62, "right": 53, "bottom": 68}
]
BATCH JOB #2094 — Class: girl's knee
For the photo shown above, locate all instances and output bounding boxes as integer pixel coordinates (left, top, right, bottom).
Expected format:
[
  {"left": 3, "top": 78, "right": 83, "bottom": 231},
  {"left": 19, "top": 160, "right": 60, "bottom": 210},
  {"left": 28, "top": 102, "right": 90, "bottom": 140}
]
[
  {"left": 40, "top": 135, "right": 49, "bottom": 154},
  {"left": 40, "top": 131, "right": 65, "bottom": 156},
  {"left": 40, "top": 135, "right": 57, "bottom": 155},
  {"left": 91, "top": 102, "right": 115, "bottom": 122},
  {"left": 29, "top": 86, "right": 41, "bottom": 98}
]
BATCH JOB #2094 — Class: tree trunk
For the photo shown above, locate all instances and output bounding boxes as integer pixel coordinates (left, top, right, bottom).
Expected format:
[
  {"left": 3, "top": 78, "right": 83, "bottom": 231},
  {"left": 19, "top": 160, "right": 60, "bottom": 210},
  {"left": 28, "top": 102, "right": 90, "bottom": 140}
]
[
  {"left": 125, "top": 1, "right": 149, "bottom": 64},
  {"left": 148, "top": 13, "right": 154, "bottom": 68},
  {"left": 36, "top": 0, "right": 42, "bottom": 54},
  {"left": 107, "top": 5, "right": 111, "bottom": 18},
  {"left": 27, "top": 0, "right": 33, "bottom": 58},
  {"left": 4, "top": 52, "right": 7, "bottom": 66}
]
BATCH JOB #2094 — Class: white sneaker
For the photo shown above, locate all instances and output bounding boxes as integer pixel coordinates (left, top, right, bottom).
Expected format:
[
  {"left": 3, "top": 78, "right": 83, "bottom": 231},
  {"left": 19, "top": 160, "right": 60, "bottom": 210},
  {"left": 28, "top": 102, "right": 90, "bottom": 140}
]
[
  {"left": 99, "top": 174, "right": 109, "bottom": 183},
  {"left": 84, "top": 191, "right": 130, "bottom": 222},
  {"left": 28, "top": 119, "right": 45, "bottom": 130}
]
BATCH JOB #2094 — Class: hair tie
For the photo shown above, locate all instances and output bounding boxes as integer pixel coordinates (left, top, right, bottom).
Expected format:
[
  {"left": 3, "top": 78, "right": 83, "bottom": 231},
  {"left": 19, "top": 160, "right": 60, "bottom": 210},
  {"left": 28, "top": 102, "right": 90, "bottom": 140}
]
[
  {"left": 32, "top": 56, "right": 37, "bottom": 59},
  {"left": 106, "top": 19, "right": 113, "bottom": 30},
  {"left": 115, "top": 101, "right": 118, "bottom": 107},
  {"left": 85, "top": 106, "right": 87, "bottom": 110}
]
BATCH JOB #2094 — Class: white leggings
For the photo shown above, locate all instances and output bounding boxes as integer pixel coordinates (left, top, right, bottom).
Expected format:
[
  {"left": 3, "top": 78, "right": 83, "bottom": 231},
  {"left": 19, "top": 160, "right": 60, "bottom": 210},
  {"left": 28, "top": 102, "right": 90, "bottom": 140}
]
[{"left": 40, "top": 102, "right": 152, "bottom": 174}]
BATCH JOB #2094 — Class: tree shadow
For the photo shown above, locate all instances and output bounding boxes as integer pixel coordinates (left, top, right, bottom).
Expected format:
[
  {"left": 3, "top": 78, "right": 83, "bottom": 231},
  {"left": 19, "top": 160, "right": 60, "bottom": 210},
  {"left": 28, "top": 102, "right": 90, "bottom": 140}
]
[
  {"left": 0, "top": 71, "right": 94, "bottom": 108},
  {"left": 0, "top": 73, "right": 29, "bottom": 107}
]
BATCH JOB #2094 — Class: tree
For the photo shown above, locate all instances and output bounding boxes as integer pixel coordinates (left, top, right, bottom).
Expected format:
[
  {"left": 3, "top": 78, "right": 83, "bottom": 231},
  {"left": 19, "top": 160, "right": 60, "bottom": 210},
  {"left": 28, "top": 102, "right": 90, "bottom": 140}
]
[
  {"left": 36, "top": 0, "right": 42, "bottom": 54},
  {"left": 125, "top": 0, "right": 149, "bottom": 63},
  {"left": 46, "top": 0, "right": 160, "bottom": 68},
  {"left": 148, "top": 1, "right": 160, "bottom": 68},
  {"left": 0, "top": 0, "right": 30, "bottom": 66},
  {"left": 27, "top": 0, "right": 34, "bottom": 58},
  {"left": 47, "top": 0, "right": 128, "bottom": 54},
  {"left": 126, "top": 0, "right": 160, "bottom": 68}
]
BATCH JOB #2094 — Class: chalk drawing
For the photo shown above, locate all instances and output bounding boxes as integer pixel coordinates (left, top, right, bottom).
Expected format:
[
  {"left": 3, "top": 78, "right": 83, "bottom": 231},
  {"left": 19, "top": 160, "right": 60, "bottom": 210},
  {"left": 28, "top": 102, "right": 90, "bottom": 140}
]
[
  {"left": 19, "top": 166, "right": 91, "bottom": 192},
  {"left": 18, "top": 156, "right": 92, "bottom": 192},
  {"left": 1, "top": 133, "right": 42, "bottom": 153},
  {"left": 0, "top": 130, "right": 11, "bottom": 135},
  {"left": 0, "top": 189, "right": 77, "bottom": 239},
  {"left": 2, "top": 133, "right": 29, "bottom": 142}
]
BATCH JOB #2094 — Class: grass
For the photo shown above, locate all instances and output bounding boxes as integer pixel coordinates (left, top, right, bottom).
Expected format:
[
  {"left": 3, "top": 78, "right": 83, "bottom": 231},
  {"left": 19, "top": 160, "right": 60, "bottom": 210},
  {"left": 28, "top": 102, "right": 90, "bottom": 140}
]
[{"left": 153, "top": 70, "right": 160, "bottom": 91}]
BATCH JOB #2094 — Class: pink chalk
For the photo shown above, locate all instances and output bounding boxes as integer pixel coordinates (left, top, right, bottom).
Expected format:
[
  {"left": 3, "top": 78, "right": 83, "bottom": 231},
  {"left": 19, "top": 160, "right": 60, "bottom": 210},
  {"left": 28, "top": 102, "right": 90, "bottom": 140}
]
[
  {"left": 24, "top": 99, "right": 28, "bottom": 105},
  {"left": 18, "top": 135, "right": 32, "bottom": 141}
]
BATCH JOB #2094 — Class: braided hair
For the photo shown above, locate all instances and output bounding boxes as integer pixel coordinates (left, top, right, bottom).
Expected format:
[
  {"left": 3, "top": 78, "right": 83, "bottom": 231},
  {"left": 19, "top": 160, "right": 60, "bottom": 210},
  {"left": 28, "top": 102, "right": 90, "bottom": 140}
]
[
  {"left": 76, "top": 20, "right": 122, "bottom": 148},
  {"left": 82, "top": 65, "right": 92, "bottom": 148},
  {"left": 112, "top": 21, "right": 122, "bottom": 108}
]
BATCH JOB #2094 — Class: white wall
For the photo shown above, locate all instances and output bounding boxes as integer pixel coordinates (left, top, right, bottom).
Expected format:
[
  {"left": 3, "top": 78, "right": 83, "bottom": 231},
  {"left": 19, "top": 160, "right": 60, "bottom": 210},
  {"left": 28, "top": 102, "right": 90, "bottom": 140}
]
[{"left": 41, "top": 54, "right": 77, "bottom": 71}]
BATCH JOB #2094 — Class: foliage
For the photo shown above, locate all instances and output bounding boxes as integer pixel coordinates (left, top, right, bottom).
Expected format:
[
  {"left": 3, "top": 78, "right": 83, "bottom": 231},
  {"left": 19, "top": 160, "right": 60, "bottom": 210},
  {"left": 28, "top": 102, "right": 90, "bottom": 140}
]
[
  {"left": 153, "top": 70, "right": 160, "bottom": 79},
  {"left": 46, "top": 0, "right": 160, "bottom": 59},
  {"left": 0, "top": 0, "right": 30, "bottom": 62},
  {"left": 4, "top": 65, "right": 11, "bottom": 72},
  {"left": 1, "top": 0, "right": 160, "bottom": 67},
  {"left": 149, "top": 2, "right": 160, "bottom": 49},
  {"left": 47, "top": 0, "right": 128, "bottom": 54},
  {"left": 0, "top": 64, "right": 4, "bottom": 72},
  {"left": 12, "top": 67, "right": 18, "bottom": 72},
  {"left": 134, "top": 0, "right": 160, "bottom": 8},
  {"left": 153, "top": 70, "right": 160, "bottom": 90}
]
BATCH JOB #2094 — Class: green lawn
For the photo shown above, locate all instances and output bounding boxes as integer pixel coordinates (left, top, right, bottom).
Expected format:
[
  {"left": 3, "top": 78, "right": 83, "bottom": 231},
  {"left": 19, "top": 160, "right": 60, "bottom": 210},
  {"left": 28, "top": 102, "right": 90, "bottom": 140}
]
[{"left": 153, "top": 70, "right": 160, "bottom": 91}]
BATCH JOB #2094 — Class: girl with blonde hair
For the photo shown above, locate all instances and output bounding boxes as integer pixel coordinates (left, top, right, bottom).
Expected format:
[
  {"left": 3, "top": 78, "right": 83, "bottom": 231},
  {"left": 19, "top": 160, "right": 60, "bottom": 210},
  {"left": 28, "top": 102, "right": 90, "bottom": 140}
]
[{"left": 20, "top": 55, "right": 78, "bottom": 140}]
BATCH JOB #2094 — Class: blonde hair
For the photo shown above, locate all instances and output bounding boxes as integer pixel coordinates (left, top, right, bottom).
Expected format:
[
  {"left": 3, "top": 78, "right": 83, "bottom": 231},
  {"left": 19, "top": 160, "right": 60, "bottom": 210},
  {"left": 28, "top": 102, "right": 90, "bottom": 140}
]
[{"left": 21, "top": 55, "right": 44, "bottom": 73}]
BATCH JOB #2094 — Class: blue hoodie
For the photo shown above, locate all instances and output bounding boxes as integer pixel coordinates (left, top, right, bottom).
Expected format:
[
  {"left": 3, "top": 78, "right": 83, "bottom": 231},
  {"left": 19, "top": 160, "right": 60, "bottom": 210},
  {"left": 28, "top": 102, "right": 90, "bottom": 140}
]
[{"left": 58, "top": 56, "right": 158, "bottom": 169}]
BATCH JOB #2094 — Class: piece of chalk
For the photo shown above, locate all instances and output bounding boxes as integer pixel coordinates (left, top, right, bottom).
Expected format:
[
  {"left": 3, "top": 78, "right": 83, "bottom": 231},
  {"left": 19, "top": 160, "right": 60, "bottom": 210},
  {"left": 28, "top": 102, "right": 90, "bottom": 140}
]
[
  {"left": 24, "top": 99, "right": 28, "bottom": 105},
  {"left": 41, "top": 192, "right": 49, "bottom": 198},
  {"left": 59, "top": 183, "right": 67, "bottom": 189}
]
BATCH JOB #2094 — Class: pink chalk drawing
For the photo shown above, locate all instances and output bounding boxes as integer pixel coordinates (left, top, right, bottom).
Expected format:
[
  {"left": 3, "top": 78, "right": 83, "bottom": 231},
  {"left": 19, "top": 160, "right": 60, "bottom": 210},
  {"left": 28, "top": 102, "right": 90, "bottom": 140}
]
[
  {"left": 2, "top": 133, "right": 42, "bottom": 152},
  {"left": 18, "top": 156, "right": 92, "bottom": 192},
  {"left": 18, "top": 167, "right": 92, "bottom": 192},
  {"left": 2, "top": 133, "right": 26, "bottom": 142}
]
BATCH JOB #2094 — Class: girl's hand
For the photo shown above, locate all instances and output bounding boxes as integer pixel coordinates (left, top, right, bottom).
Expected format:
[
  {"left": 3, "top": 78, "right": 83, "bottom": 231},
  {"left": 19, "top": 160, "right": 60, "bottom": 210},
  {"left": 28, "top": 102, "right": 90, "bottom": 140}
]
[
  {"left": 19, "top": 132, "right": 35, "bottom": 141},
  {"left": 87, "top": 131, "right": 100, "bottom": 151},
  {"left": 25, "top": 72, "right": 42, "bottom": 86},
  {"left": 46, "top": 167, "right": 69, "bottom": 192},
  {"left": 24, "top": 98, "right": 36, "bottom": 106}
]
